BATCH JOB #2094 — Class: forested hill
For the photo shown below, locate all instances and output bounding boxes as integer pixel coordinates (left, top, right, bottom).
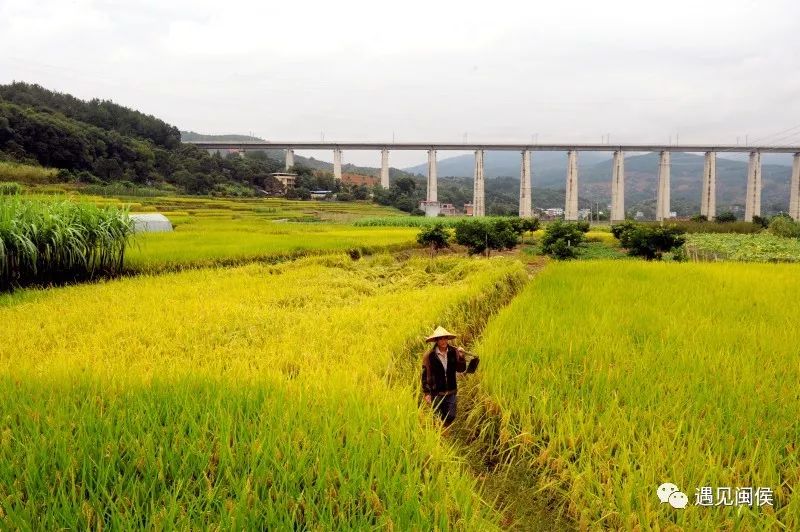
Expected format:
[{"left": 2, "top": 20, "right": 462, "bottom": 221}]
[
  {"left": 0, "top": 82, "right": 180, "bottom": 149},
  {"left": 0, "top": 83, "right": 284, "bottom": 194},
  {"left": 181, "top": 131, "right": 261, "bottom": 143}
]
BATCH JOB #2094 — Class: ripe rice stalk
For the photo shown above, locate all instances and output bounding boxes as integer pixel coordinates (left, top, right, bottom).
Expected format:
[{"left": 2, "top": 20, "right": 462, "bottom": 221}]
[
  {"left": 0, "top": 254, "right": 527, "bottom": 528},
  {"left": 467, "top": 260, "right": 800, "bottom": 529}
]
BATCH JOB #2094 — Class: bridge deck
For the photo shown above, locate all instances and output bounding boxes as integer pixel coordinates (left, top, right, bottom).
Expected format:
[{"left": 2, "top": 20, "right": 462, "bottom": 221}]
[{"left": 184, "top": 141, "right": 800, "bottom": 153}]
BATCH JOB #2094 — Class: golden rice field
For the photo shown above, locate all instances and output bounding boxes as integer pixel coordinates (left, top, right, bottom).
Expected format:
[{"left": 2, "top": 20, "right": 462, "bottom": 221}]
[
  {"left": 0, "top": 254, "right": 526, "bottom": 528},
  {"left": 20, "top": 194, "right": 419, "bottom": 271},
  {"left": 124, "top": 219, "right": 419, "bottom": 271},
  {"left": 468, "top": 261, "right": 800, "bottom": 529}
]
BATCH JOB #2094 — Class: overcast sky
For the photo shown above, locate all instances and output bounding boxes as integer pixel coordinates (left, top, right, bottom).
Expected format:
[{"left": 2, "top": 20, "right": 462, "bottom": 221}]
[{"left": 2, "top": 0, "right": 799, "bottom": 167}]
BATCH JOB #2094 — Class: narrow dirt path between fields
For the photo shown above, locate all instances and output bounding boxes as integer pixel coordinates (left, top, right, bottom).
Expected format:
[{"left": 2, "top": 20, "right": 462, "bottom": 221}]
[{"left": 440, "top": 258, "right": 577, "bottom": 531}]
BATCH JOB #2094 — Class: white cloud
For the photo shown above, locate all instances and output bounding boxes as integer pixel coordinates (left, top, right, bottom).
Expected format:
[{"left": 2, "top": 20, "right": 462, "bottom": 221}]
[{"left": 1, "top": 0, "right": 799, "bottom": 166}]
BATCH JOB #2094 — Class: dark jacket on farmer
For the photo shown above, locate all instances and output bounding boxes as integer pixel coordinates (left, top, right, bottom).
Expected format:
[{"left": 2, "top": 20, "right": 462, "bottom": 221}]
[{"left": 421, "top": 345, "right": 467, "bottom": 396}]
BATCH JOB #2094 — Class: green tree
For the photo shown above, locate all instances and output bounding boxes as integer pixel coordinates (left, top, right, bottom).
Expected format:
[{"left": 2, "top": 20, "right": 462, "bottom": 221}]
[
  {"left": 416, "top": 224, "right": 452, "bottom": 256},
  {"left": 540, "top": 220, "right": 587, "bottom": 259},
  {"left": 616, "top": 223, "right": 686, "bottom": 260},
  {"left": 715, "top": 212, "right": 737, "bottom": 223},
  {"left": 454, "top": 218, "right": 520, "bottom": 257}
]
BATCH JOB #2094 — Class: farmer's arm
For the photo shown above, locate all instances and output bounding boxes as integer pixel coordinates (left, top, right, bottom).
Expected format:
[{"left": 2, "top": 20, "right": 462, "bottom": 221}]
[
  {"left": 455, "top": 347, "right": 467, "bottom": 373},
  {"left": 421, "top": 362, "right": 432, "bottom": 402}
]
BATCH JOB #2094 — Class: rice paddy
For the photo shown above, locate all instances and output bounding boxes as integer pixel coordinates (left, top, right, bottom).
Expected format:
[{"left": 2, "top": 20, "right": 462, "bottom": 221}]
[
  {"left": 4, "top": 193, "right": 419, "bottom": 274},
  {"left": 3, "top": 188, "right": 799, "bottom": 530},
  {"left": 468, "top": 260, "right": 800, "bottom": 529},
  {"left": 0, "top": 254, "right": 527, "bottom": 529},
  {"left": 125, "top": 218, "right": 419, "bottom": 272}
]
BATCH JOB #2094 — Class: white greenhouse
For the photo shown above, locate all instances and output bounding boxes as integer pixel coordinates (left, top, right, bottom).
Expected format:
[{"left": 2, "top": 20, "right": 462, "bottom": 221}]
[{"left": 130, "top": 213, "right": 173, "bottom": 233}]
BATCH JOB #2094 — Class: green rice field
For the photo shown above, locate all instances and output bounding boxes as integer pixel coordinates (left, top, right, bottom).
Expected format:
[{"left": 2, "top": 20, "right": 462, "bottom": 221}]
[{"left": 469, "top": 260, "right": 800, "bottom": 529}]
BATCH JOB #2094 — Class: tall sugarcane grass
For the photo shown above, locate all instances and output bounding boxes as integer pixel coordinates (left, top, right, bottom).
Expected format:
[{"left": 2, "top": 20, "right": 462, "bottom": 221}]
[
  {"left": 0, "top": 254, "right": 526, "bottom": 529},
  {"left": 0, "top": 197, "right": 134, "bottom": 290},
  {"left": 466, "top": 261, "right": 800, "bottom": 529}
]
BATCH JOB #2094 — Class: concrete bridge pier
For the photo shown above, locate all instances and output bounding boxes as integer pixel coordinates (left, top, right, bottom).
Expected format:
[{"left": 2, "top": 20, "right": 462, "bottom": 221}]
[
  {"left": 565, "top": 150, "right": 579, "bottom": 220},
  {"left": 656, "top": 151, "right": 671, "bottom": 221},
  {"left": 790, "top": 153, "right": 800, "bottom": 221},
  {"left": 333, "top": 148, "right": 343, "bottom": 180},
  {"left": 285, "top": 149, "right": 294, "bottom": 171},
  {"left": 380, "top": 148, "right": 390, "bottom": 189},
  {"left": 701, "top": 151, "right": 717, "bottom": 219},
  {"left": 473, "top": 149, "right": 485, "bottom": 217},
  {"left": 427, "top": 149, "right": 438, "bottom": 203},
  {"left": 519, "top": 150, "right": 532, "bottom": 217},
  {"left": 744, "top": 151, "right": 762, "bottom": 222},
  {"left": 610, "top": 150, "right": 625, "bottom": 222}
]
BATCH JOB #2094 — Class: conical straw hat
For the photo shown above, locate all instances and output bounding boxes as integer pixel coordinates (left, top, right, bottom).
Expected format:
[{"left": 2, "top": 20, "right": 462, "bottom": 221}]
[{"left": 425, "top": 326, "right": 457, "bottom": 342}]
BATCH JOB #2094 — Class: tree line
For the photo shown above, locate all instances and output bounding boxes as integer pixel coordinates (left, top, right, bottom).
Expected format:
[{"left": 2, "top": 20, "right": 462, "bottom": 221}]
[{"left": 0, "top": 82, "right": 286, "bottom": 195}]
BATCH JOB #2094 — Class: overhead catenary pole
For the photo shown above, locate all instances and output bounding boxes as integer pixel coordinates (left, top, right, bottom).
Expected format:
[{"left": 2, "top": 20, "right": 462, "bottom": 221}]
[
  {"left": 473, "top": 149, "right": 485, "bottom": 217},
  {"left": 564, "top": 150, "right": 579, "bottom": 221},
  {"left": 519, "top": 150, "right": 532, "bottom": 217},
  {"left": 610, "top": 150, "right": 625, "bottom": 222}
]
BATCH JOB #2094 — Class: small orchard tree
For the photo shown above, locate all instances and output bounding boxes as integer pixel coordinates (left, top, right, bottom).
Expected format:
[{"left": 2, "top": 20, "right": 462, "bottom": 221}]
[
  {"left": 752, "top": 215, "right": 770, "bottom": 228},
  {"left": 615, "top": 223, "right": 686, "bottom": 260},
  {"left": 416, "top": 223, "right": 452, "bottom": 256},
  {"left": 521, "top": 217, "right": 540, "bottom": 233},
  {"left": 540, "top": 220, "right": 588, "bottom": 259},
  {"left": 454, "top": 218, "right": 520, "bottom": 257},
  {"left": 454, "top": 219, "right": 491, "bottom": 256},
  {"left": 507, "top": 216, "right": 540, "bottom": 235},
  {"left": 610, "top": 220, "right": 637, "bottom": 240}
]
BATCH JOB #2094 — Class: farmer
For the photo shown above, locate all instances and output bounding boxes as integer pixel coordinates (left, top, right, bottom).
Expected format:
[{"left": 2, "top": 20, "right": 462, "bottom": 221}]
[{"left": 421, "top": 326, "right": 467, "bottom": 427}]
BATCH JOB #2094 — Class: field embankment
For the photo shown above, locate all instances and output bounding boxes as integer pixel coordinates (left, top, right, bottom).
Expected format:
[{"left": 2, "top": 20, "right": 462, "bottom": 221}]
[
  {"left": 463, "top": 261, "right": 799, "bottom": 529},
  {"left": 0, "top": 253, "right": 526, "bottom": 529}
]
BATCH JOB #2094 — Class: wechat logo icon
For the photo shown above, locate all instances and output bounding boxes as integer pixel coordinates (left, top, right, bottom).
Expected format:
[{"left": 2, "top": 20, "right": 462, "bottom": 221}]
[{"left": 658, "top": 483, "right": 688, "bottom": 509}]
